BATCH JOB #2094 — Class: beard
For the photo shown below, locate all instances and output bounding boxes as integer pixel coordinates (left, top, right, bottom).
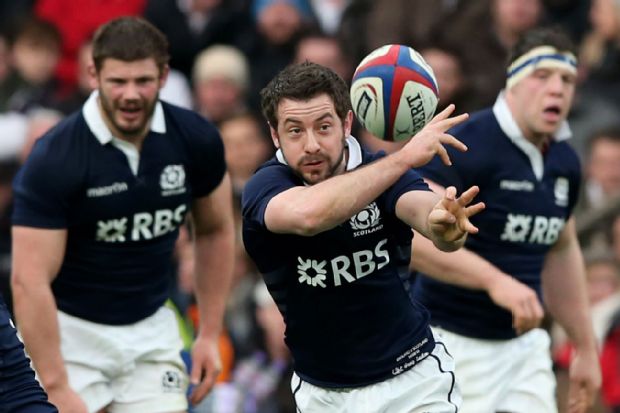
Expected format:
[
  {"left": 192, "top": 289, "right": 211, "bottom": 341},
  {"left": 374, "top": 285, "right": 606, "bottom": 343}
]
[
  {"left": 98, "top": 91, "right": 158, "bottom": 139},
  {"left": 289, "top": 137, "right": 347, "bottom": 185}
]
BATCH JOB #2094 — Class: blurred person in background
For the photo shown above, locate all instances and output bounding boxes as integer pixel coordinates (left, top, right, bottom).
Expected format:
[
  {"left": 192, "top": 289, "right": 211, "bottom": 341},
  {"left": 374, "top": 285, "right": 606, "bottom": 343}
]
[
  {"left": 294, "top": 31, "right": 352, "bottom": 82},
  {"left": 421, "top": 43, "right": 479, "bottom": 114},
  {"left": 35, "top": 0, "right": 146, "bottom": 92},
  {"left": 579, "top": 127, "right": 620, "bottom": 213},
  {"left": 192, "top": 45, "right": 250, "bottom": 126},
  {"left": 248, "top": 0, "right": 315, "bottom": 112},
  {"left": 0, "top": 17, "right": 62, "bottom": 113},
  {"left": 439, "top": 0, "right": 543, "bottom": 108},
  {"left": 219, "top": 112, "right": 273, "bottom": 196},
  {"left": 144, "top": 0, "right": 257, "bottom": 79},
  {"left": 553, "top": 250, "right": 620, "bottom": 413},
  {"left": 579, "top": 0, "right": 620, "bottom": 95},
  {"left": 10, "top": 17, "right": 235, "bottom": 413}
]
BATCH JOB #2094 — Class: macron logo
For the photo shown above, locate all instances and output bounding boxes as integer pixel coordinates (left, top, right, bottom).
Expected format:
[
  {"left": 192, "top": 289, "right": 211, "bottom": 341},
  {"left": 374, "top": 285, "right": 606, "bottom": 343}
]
[{"left": 87, "top": 182, "right": 129, "bottom": 198}]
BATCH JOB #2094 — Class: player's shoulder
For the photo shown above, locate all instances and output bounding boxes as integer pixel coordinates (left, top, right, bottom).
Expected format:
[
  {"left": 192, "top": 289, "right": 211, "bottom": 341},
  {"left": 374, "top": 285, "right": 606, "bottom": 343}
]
[{"left": 27, "top": 111, "right": 89, "bottom": 166}]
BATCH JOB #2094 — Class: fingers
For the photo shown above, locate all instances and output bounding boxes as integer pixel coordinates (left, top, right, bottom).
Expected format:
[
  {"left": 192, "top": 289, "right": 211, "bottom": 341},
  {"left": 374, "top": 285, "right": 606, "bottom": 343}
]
[
  {"left": 513, "top": 298, "right": 543, "bottom": 335},
  {"left": 428, "top": 103, "right": 456, "bottom": 124},
  {"left": 439, "top": 133, "right": 468, "bottom": 153},
  {"left": 456, "top": 186, "right": 480, "bottom": 206},
  {"left": 465, "top": 202, "right": 485, "bottom": 218},
  {"left": 567, "top": 382, "right": 589, "bottom": 413},
  {"left": 189, "top": 365, "right": 220, "bottom": 405},
  {"left": 437, "top": 143, "right": 452, "bottom": 166}
]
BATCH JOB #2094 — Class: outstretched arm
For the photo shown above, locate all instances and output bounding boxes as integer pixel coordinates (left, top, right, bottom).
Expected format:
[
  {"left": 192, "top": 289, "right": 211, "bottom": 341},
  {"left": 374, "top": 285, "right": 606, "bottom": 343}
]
[
  {"left": 265, "top": 105, "right": 468, "bottom": 236},
  {"left": 542, "top": 218, "right": 601, "bottom": 413},
  {"left": 396, "top": 185, "right": 484, "bottom": 252}
]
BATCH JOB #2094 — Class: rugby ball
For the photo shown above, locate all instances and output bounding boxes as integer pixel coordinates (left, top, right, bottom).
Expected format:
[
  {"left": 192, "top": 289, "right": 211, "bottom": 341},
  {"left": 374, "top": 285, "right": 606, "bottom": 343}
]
[{"left": 350, "top": 44, "right": 439, "bottom": 141}]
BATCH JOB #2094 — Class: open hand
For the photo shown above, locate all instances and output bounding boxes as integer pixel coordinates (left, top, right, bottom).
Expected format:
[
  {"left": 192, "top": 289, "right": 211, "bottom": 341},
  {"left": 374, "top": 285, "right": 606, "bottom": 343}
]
[
  {"left": 428, "top": 185, "right": 484, "bottom": 242},
  {"left": 402, "top": 104, "right": 469, "bottom": 168}
]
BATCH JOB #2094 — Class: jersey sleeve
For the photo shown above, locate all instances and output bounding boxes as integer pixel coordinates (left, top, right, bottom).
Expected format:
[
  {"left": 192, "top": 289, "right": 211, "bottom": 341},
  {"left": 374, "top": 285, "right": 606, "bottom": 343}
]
[
  {"left": 383, "top": 168, "right": 431, "bottom": 214},
  {"left": 11, "top": 137, "right": 79, "bottom": 228},
  {"left": 185, "top": 113, "right": 227, "bottom": 198},
  {"left": 241, "top": 164, "right": 297, "bottom": 228}
]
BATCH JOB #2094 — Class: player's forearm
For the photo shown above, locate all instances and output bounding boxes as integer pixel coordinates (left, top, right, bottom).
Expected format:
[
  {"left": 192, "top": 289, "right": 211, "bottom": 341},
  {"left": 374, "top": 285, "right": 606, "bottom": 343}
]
[
  {"left": 275, "top": 151, "right": 411, "bottom": 235},
  {"left": 192, "top": 229, "right": 235, "bottom": 339},
  {"left": 11, "top": 279, "right": 69, "bottom": 390},
  {"left": 542, "top": 237, "right": 596, "bottom": 351},
  {"left": 411, "top": 233, "right": 505, "bottom": 289}
]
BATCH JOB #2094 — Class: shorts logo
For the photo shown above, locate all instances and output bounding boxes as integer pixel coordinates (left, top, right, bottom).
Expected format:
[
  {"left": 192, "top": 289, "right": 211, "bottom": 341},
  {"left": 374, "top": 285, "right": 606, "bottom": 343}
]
[
  {"left": 350, "top": 202, "right": 383, "bottom": 237},
  {"left": 162, "top": 370, "right": 182, "bottom": 392},
  {"left": 160, "top": 165, "right": 186, "bottom": 196},
  {"left": 554, "top": 177, "right": 569, "bottom": 207}
]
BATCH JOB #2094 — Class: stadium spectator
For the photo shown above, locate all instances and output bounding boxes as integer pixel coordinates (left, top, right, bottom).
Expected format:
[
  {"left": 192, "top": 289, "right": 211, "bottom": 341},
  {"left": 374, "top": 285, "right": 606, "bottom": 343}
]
[
  {"left": 247, "top": 0, "right": 315, "bottom": 112},
  {"left": 192, "top": 45, "right": 250, "bottom": 125},
  {"left": 0, "top": 17, "right": 62, "bottom": 113},
  {"left": 144, "top": 0, "right": 257, "bottom": 79},
  {"left": 11, "top": 17, "right": 235, "bottom": 412},
  {"left": 421, "top": 44, "right": 479, "bottom": 114},
  {"left": 242, "top": 61, "right": 485, "bottom": 411},
  {"left": 294, "top": 31, "right": 353, "bottom": 82},
  {"left": 35, "top": 0, "right": 146, "bottom": 92},
  {"left": 219, "top": 112, "right": 272, "bottom": 195},
  {"left": 411, "top": 27, "right": 601, "bottom": 413},
  {"left": 439, "top": 0, "right": 543, "bottom": 108},
  {"left": 580, "top": 127, "right": 620, "bottom": 212}
]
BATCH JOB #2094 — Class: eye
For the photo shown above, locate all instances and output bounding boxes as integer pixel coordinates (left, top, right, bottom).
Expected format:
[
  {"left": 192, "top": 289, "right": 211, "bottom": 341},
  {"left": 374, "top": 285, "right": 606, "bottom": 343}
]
[{"left": 319, "top": 123, "right": 332, "bottom": 133}]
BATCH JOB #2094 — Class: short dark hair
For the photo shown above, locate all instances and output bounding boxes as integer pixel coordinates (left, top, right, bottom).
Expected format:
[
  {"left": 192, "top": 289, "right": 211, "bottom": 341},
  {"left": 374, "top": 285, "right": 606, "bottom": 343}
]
[
  {"left": 508, "top": 26, "right": 576, "bottom": 67},
  {"left": 13, "top": 17, "right": 61, "bottom": 52},
  {"left": 587, "top": 126, "right": 620, "bottom": 153},
  {"left": 92, "top": 17, "right": 169, "bottom": 72},
  {"left": 260, "top": 61, "right": 351, "bottom": 128}
]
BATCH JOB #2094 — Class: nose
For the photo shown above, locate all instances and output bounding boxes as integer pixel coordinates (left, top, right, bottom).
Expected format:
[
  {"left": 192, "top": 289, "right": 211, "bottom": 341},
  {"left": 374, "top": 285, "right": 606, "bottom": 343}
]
[
  {"left": 304, "top": 131, "right": 320, "bottom": 153},
  {"left": 547, "top": 73, "right": 564, "bottom": 95},
  {"left": 122, "top": 81, "right": 140, "bottom": 101}
]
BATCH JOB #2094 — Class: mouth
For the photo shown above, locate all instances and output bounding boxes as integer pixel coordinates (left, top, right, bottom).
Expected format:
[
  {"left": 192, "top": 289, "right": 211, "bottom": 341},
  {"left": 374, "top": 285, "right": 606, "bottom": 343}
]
[
  {"left": 542, "top": 104, "right": 562, "bottom": 122},
  {"left": 119, "top": 107, "right": 143, "bottom": 121}
]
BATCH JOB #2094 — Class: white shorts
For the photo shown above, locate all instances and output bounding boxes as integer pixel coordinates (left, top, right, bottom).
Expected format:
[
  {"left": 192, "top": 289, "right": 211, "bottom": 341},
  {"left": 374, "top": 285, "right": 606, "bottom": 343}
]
[
  {"left": 433, "top": 327, "right": 557, "bottom": 413},
  {"left": 291, "top": 333, "right": 461, "bottom": 413},
  {"left": 58, "top": 306, "right": 188, "bottom": 413}
]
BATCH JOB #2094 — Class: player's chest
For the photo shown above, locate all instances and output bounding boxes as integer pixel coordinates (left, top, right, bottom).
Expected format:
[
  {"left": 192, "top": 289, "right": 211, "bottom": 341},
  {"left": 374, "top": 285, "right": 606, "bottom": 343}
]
[{"left": 476, "top": 166, "right": 573, "bottom": 246}]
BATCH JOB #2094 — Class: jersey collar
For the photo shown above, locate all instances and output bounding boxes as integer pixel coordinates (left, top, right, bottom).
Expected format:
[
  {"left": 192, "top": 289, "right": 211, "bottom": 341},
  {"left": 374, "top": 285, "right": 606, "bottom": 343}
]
[
  {"left": 82, "top": 90, "right": 167, "bottom": 145},
  {"left": 275, "top": 135, "right": 363, "bottom": 172},
  {"left": 492, "top": 91, "right": 571, "bottom": 181}
]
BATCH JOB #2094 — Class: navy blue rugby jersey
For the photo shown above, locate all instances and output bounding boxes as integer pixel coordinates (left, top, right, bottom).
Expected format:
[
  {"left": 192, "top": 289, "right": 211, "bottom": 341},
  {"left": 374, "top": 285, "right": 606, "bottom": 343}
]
[
  {"left": 12, "top": 92, "right": 226, "bottom": 325},
  {"left": 413, "top": 93, "right": 581, "bottom": 339},
  {"left": 242, "top": 137, "right": 436, "bottom": 388}
]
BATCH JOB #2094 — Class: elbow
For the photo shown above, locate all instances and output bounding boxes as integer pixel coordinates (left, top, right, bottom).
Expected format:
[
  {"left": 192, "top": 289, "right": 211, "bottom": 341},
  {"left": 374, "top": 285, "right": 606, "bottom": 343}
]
[{"left": 294, "top": 206, "right": 328, "bottom": 236}]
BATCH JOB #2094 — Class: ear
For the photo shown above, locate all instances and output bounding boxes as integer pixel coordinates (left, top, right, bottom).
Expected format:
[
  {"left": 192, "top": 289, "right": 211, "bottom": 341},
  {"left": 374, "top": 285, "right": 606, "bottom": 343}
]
[
  {"left": 269, "top": 123, "right": 280, "bottom": 149},
  {"left": 159, "top": 64, "right": 170, "bottom": 89},
  {"left": 88, "top": 63, "right": 99, "bottom": 89},
  {"left": 344, "top": 110, "right": 354, "bottom": 137}
]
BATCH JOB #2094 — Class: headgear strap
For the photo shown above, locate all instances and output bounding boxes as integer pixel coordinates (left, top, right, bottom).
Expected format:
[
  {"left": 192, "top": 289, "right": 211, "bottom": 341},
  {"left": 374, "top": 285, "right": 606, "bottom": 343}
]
[{"left": 506, "top": 46, "right": 577, "bottom": 89}]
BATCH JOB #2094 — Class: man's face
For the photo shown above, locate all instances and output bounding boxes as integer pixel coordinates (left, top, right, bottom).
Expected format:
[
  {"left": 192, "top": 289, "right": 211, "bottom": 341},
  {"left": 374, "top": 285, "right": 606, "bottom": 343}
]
[
  {"left": 507, "top": 66, "right": 576, "bottom": 141},
  {"left": 271, "top": 94, "right": 352, "bottom": 185},
  {"left": 93, "top": 58, "right": 167, "bottom": 140},
  {"left": 588, "top": 137, "right": 620, "bottom": 196}
]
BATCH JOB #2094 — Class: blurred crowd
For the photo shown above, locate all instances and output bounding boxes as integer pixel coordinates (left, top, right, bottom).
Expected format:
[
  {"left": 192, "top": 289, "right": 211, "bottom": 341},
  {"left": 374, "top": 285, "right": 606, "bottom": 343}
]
[{"left": 0, "top": 0, "right": 619, "bottom": 412}]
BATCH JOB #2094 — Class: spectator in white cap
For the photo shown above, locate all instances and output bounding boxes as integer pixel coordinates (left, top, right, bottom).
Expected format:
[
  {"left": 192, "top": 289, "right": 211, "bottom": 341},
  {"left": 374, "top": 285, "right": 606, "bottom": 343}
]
[{"left": 192, "top": 44, "right": 249, "bottom": 125}]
